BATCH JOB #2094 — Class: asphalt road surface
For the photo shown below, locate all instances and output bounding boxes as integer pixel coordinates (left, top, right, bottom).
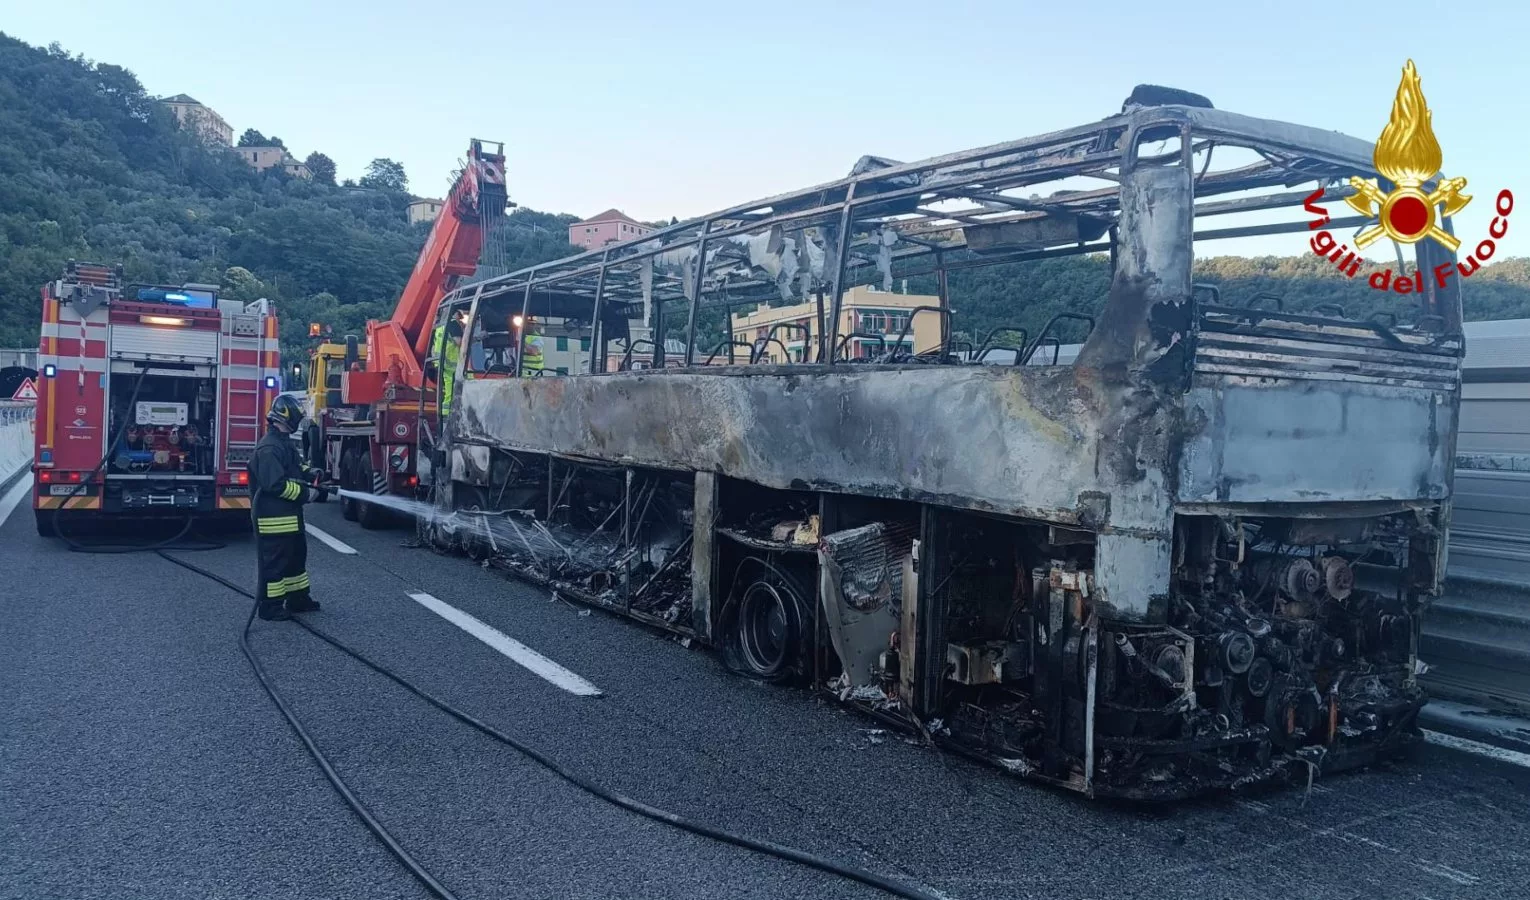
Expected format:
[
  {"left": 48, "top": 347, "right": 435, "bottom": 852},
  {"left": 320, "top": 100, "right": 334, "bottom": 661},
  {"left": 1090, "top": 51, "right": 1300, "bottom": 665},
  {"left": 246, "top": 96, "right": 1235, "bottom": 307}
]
[{"left": 4, "top": 480, "right": 1530, "bottom": 900}]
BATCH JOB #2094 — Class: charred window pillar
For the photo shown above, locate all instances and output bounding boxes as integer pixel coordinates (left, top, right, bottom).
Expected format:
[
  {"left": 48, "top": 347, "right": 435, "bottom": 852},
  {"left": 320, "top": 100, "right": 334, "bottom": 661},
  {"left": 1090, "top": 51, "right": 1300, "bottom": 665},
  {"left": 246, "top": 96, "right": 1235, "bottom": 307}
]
[{"left": 1073, "top": 118, "right": 1194, "bottom": 624}]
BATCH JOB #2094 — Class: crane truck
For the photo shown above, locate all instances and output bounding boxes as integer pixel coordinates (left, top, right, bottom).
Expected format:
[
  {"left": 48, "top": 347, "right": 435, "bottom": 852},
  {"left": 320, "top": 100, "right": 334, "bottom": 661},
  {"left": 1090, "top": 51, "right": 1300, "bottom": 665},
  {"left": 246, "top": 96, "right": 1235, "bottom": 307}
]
[
  {"left": 313, "top": 139, "right": 507, "bottom": 528},
  {"left": 31, "top": 261, "right": 282, "bottom": 535}
]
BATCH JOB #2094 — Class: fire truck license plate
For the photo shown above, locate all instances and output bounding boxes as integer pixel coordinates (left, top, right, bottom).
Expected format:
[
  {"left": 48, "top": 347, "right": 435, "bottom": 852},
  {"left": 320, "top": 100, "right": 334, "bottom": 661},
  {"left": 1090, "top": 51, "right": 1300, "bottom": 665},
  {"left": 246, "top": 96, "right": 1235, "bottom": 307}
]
[{"left": 49, "top": 485, "right": 78, "bottom": 495}]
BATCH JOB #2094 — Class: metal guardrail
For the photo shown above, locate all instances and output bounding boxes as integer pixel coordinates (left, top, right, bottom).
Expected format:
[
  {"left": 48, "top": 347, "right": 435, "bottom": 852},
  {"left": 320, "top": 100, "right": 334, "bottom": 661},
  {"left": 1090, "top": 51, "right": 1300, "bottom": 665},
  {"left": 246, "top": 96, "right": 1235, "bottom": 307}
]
[
  {"left": 1423, "top": 452, "right": 1530, "bottom": 714},
  {"left": 0, "top": 403, "right": 36, "bottom": 428},
  {"left": 1418, "top": 335, "right": 1530, "bottom": 717},
  {"left": 0, "top": 348, "right": 38, "bottom": 370}
]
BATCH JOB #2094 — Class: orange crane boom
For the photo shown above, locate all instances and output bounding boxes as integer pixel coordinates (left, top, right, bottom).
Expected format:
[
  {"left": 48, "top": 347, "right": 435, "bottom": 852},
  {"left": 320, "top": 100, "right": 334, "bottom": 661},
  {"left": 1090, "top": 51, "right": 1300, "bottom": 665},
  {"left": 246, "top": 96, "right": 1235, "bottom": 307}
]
[{"left": 346, "top": 139, "right": 507, "bottom": 404}]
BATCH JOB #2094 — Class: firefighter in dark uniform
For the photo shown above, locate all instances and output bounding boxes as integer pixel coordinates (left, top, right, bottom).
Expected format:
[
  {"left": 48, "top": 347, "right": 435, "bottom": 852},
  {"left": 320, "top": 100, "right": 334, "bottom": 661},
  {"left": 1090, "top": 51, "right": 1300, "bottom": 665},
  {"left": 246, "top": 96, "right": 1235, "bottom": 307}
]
[{"left": 249, "top": 394, "right": 327, "bottom": 621}]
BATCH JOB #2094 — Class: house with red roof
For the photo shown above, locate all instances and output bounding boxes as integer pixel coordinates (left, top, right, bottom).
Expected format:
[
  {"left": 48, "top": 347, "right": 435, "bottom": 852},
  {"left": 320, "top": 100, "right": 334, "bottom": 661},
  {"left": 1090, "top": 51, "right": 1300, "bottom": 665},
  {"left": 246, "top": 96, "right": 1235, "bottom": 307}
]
[{"left": 568, "top": 209, "right": 654, "bottom": 250}]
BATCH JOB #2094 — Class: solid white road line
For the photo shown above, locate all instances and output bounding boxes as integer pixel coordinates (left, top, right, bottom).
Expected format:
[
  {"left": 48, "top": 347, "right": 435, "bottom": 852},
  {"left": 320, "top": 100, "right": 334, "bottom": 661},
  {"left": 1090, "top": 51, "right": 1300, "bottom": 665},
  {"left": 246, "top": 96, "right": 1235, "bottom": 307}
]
[
  {"left": 0, "top": 475, "right": 33, "bottom": 528},
  {"left": 1423, "top": 728, "right": 1530, "bottom": 770},
  {"left": 407, "top": 591, "right": 603, "bottom": 697},
  {"left": 306, "top": 523, "right": 358, "bottom": 555}
]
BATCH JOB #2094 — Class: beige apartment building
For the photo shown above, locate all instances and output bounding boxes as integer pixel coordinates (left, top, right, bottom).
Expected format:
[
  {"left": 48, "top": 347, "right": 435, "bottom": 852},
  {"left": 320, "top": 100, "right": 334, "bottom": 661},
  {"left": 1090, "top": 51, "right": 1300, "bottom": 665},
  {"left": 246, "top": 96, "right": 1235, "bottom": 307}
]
[
  {"left": 407, "top": 198, "right": 445, "bottom": 225},
  {"left": 730, "top": 285, "right": 943, "bottom": 363},
  {"left": 235, "top": 146, "right": 311, "bottom": 179},
  {"left": 161, "top": 94, "right": 233, "bottom": 145}
]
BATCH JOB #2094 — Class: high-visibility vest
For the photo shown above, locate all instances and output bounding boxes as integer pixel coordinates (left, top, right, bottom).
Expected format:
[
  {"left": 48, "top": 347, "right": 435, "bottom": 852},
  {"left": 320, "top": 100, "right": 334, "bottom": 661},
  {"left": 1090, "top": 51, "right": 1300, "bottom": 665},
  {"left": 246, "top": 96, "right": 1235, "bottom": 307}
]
[
  {"left": 434, "top": 324, "right": 459, "bottom": 413},
  {"left": 521, "top": 333, "right": 544, "bottom": 375}
]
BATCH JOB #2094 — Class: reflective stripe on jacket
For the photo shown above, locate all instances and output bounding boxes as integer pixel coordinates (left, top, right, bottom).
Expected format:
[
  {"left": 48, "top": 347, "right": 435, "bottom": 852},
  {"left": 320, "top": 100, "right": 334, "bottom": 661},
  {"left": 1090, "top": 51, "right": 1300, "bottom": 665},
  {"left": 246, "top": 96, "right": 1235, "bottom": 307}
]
[{"left": 521, "top": 333, "right": 544, "bottom": 374}]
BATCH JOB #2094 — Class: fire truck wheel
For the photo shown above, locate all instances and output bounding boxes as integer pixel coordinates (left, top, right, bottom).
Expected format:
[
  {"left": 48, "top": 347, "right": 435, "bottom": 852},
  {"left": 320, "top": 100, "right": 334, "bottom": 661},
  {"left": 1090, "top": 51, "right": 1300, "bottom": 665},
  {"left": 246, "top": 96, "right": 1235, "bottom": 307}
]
[
  {"left": 305, "top": 423, "right": 325, "bottom": 470},
  {"left": 354, "top": 454, "right": 389, "bottom": 531},
  {"left": 340, "top": 449, "right": 360, "bottom": 522}
]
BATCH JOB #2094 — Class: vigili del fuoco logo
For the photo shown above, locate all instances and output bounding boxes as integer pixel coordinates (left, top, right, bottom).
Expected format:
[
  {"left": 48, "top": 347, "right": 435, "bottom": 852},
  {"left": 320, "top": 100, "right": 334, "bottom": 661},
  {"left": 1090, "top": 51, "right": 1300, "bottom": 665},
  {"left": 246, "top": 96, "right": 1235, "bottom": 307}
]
[{"left": 1305, "top": 60, "right": 1513, "bottom": 294}]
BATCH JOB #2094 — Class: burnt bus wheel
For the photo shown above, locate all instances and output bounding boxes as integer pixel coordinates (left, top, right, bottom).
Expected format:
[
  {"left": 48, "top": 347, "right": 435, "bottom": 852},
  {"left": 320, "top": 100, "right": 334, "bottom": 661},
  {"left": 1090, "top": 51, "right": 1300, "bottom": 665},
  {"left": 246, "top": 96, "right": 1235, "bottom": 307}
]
[
  {"left": 724, "top": 557, "right": 811, "bottom": 682},
  {"left": 740, "top": 581, "right": 791, "bottom": 675}
]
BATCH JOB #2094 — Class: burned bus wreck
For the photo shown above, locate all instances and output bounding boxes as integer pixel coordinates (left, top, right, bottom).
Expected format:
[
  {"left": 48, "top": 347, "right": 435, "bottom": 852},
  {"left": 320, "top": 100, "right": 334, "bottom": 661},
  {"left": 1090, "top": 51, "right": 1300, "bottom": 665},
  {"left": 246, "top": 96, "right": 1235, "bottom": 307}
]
[{"left": 416, "top": 92, "right": 1463, "bottom": 799}]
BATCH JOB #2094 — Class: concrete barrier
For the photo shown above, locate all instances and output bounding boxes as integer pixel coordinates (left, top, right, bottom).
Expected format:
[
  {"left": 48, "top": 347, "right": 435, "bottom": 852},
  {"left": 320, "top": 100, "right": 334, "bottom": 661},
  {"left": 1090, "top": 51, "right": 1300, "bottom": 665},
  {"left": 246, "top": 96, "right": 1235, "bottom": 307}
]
[{"left": 0, "top": 405, "right": 34, "bottom": 491}]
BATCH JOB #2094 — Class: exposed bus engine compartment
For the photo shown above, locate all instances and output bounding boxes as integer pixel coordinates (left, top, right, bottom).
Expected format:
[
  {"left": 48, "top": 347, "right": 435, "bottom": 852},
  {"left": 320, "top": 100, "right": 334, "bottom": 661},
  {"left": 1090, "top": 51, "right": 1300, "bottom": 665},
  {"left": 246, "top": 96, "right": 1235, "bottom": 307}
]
[{"left": 926, "top": 510, "right": 1436, "bottom": 799}]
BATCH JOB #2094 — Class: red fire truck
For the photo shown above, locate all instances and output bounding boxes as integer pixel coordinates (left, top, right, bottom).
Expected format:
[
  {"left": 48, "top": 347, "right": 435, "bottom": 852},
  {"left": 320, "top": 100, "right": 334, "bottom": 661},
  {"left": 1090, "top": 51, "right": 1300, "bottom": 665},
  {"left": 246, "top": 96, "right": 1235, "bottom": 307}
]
[{"left": 31, "top": 261, "right": 282, "bottom": 535}]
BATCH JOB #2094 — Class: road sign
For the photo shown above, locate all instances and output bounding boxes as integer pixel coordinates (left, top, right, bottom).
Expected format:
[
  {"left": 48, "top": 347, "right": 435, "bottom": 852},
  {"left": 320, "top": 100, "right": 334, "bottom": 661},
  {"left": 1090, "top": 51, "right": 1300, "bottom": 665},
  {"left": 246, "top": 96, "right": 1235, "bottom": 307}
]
[{"left": 10, "top": 377, "right": 37, "bottom": 402}]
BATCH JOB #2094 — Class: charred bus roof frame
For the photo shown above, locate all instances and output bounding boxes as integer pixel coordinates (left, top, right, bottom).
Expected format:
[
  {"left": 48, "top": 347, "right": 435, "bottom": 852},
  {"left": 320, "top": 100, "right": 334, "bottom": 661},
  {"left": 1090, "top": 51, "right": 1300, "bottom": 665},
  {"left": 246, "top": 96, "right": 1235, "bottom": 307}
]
[{"left": 438, "top": 103, "right": 1462, "bottom": 374}]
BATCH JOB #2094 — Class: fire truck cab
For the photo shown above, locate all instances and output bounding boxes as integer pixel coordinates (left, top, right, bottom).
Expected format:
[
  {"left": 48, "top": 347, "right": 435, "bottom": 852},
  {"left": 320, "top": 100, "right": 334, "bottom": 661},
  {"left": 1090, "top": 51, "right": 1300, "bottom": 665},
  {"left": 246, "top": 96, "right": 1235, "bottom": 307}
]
[{"left": 32, "top": 261, "right": 283, "bottom": 534}]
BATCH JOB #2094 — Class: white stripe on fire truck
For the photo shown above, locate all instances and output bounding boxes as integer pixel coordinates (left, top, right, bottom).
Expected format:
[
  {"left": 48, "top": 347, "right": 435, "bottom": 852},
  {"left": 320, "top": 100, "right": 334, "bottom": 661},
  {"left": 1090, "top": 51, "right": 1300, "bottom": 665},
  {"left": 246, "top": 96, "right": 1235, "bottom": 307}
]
[
  {"left": 220, "top": 365, "right": 263, "bottom": 381},
  {"left": 36, "top": 355, "right": 107, "bottom": 373},
  {"left": 40, "top": 322, "right": 109, "bottom": 339},
  {"left": 53, "top": 309, "right": 109, "bottom": 325}
]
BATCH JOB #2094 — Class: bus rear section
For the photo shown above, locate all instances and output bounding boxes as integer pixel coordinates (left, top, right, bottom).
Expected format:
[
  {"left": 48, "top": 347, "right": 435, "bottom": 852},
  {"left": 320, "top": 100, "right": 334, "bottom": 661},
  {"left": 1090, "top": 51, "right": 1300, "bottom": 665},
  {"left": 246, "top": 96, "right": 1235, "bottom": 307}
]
[{"left": 32, "top": 262, "right": 282, "bottom": 534}]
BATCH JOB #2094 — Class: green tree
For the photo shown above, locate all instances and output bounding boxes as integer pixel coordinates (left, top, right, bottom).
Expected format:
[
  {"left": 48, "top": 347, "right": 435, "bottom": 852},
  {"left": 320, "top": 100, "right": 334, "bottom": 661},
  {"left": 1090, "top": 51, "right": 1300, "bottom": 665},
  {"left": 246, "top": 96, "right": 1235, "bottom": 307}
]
[
  {"left": 304, "top": 151, "right": 336, "bottom": 186},
  {"left": 359, "top": 158, "right": 408, "bottom": 192},
  {"left": 236, "top": 128, "right": 268, "bottom": 147}
]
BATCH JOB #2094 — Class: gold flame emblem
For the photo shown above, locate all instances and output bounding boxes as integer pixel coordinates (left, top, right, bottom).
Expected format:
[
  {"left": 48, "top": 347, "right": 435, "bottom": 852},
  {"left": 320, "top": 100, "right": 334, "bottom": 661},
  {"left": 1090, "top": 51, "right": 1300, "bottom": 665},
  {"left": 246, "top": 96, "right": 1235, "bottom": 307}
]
[{"left": 1345, "top": 60, "right": 1470, "bottom": 251}]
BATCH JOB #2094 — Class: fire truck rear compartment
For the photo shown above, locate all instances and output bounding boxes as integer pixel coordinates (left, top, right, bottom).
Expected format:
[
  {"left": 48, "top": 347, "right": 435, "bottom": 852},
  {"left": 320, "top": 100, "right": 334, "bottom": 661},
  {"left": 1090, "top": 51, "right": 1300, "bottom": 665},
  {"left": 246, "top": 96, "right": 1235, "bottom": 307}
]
[{"left": 104, "top": 368, "right": 218, "bottom": 512}]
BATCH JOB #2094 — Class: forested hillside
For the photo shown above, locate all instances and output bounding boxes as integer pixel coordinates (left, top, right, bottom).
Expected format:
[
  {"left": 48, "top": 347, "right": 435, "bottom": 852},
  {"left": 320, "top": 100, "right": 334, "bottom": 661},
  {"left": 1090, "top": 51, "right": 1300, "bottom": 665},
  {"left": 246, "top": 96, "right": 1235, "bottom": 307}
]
[
  {"left": 0, "top": 33, "right": 580, "bottom": 355},
  {"left": 917, "top": 252, "right": 1530, "bottom": 348},
  {"left": 2, "top": 31, "right": 1527, "bottom": 364}
]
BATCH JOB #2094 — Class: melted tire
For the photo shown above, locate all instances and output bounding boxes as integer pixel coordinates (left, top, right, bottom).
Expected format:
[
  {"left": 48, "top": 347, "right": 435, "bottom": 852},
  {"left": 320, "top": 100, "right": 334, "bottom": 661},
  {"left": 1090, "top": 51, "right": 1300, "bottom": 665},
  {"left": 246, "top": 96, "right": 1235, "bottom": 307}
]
[{"left": 721, "top": 556, "right": 812, "bottom": 683}]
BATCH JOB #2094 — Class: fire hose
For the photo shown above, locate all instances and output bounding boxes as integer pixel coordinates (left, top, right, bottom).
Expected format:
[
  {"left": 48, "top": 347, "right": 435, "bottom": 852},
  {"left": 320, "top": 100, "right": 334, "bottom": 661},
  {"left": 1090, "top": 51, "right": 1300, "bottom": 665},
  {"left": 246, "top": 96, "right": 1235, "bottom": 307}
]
[{"left": 42, "top": 417, "right": 941, "bottom": 900}]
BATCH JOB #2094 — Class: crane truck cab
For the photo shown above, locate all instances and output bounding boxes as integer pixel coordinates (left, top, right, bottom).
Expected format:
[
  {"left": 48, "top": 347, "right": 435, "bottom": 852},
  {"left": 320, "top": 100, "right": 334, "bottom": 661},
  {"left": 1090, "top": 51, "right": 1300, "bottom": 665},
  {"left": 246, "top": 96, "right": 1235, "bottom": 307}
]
[{"left": 300, "top": 327, "right": 366, "bottom": 474}]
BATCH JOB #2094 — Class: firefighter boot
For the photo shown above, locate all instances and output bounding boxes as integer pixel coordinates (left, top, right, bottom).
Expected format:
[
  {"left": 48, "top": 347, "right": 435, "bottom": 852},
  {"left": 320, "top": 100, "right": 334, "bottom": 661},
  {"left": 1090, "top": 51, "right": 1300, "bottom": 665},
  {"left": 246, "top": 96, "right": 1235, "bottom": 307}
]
[
  {"left": 258, "top": 602, "right": 291, "bottom": 622},
  {"left": 285, "top": 596, "right": 321, "bottom": 614}
]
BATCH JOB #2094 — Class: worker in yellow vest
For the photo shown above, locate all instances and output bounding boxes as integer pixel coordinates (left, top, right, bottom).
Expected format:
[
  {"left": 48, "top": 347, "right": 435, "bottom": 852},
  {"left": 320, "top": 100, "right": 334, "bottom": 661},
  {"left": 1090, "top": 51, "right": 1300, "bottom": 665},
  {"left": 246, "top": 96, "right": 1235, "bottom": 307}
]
[
  {"left": 521, "top": 323, "right": 545, "bottom": 376},
  {"left": 432, "top": 317, "right": 463, "bottom": 414}
]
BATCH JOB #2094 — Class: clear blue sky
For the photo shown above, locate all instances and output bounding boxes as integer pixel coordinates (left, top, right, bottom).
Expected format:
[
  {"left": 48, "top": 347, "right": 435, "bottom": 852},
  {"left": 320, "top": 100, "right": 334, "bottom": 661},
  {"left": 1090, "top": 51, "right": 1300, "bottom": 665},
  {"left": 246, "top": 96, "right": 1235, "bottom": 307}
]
[{"left": 5, "top": 0, "right": 1526, "bottom": 258}]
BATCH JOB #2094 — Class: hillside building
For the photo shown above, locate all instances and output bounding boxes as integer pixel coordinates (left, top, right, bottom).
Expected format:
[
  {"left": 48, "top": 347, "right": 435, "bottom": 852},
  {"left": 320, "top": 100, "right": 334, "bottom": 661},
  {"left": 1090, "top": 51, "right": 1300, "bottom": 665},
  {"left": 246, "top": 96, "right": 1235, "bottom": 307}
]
[
  {"left": 160, "top": 94, "right": 233, "bottom": 146},
  {"left": 730, "top": 285, "right": 942, "bottom": 363},
  {"left": 235, "top": 146, "right": 311, "bottom": 179},
  {"left": 407, "top": 198, "right": 445, "bottom": 225},
  {"left": 569, "top": 209, "right": 654, "bottom": 250}
]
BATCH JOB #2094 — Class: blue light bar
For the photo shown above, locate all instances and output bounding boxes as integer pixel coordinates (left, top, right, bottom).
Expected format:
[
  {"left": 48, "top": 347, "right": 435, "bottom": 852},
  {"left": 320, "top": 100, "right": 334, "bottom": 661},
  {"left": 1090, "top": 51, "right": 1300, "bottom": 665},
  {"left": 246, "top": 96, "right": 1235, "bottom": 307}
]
[{"left": 136, "top": 287, "right": 214, "bottom": 309}]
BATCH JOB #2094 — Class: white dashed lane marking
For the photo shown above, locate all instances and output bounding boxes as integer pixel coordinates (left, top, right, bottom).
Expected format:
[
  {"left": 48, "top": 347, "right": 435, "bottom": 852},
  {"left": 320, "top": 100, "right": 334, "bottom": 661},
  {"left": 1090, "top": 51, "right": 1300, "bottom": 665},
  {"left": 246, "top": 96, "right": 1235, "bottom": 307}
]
[
  {"left": 305, "top": 523, "right": 358, "bottom": 555},
  {"left": 1424, "top": 728, "right": 1530, "bottom": 770},
  {"left": 407, "top": 591, "right": 603, "bottom": 697}
]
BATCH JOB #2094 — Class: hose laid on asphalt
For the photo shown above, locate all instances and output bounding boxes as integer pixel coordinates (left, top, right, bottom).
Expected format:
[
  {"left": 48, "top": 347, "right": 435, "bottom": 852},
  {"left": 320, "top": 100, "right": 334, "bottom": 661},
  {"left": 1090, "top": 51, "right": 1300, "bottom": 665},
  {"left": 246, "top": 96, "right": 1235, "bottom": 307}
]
[
  {"left": 155, "top": 549, "right": 943, "bottom": 900},
  {"left": 155, "top": 550, "right": 461, "bottom": 900},
  {"left": 39, "top": 374, "right": 459, "bottom": 896}
]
